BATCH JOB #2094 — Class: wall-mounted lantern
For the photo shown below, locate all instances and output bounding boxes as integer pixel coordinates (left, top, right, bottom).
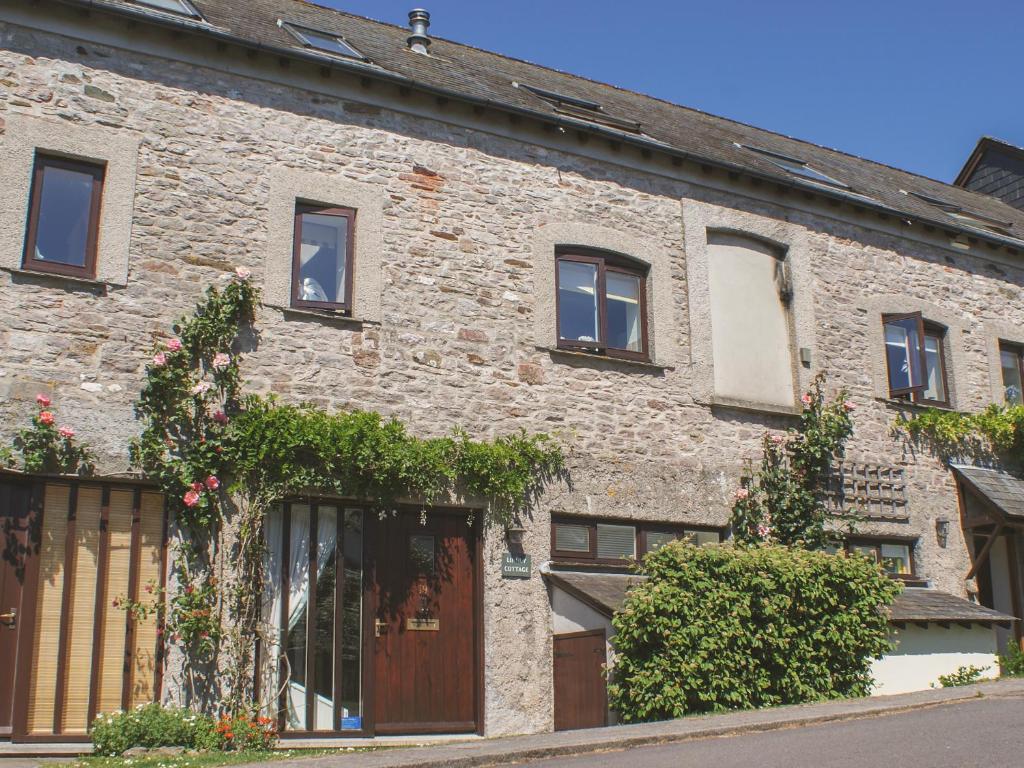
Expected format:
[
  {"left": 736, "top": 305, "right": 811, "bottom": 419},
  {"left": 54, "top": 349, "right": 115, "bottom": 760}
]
[
  {"left": 505, "top": 524, "right": 527, "bottom": 549},
  {"left": 935, "top": 517, "right": 950, "bottom": 548}
]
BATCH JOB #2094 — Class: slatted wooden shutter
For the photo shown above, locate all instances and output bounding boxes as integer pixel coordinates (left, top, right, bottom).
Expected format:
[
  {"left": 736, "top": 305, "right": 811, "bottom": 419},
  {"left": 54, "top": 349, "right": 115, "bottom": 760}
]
[{"left": 21, "top": 483, "right": 166, "bottom": 737}]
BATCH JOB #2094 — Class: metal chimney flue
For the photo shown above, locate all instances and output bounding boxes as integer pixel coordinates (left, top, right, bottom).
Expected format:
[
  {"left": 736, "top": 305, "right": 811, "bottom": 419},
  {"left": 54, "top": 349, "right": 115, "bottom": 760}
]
[{"left": 407, "top": 9, "right": 431, "bottom": 54}]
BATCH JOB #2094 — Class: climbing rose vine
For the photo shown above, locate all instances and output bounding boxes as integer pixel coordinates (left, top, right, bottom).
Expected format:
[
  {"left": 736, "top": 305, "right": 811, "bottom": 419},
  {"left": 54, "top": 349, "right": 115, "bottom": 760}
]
[
  {"left": 4, "top": 393, "right": 93, "bottom": 475},
  {"left": 730, "top": 373, "right": 855, "bottom": 549},
  {"left": 129, "top": 268, "right": 564, "bottom": 715}
]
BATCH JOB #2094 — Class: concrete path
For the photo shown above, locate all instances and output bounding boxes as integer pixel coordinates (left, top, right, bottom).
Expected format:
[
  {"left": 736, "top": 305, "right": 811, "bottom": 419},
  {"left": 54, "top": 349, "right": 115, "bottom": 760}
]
[
  {"left": 514, "top": 695, "right": 1024, "bottom": 767},
  {"left": 4, "top": 679, "right": 1021, "bottom": 768},
  {"left": 248, "top": 678, "right": 1024, "bottom": 768}
]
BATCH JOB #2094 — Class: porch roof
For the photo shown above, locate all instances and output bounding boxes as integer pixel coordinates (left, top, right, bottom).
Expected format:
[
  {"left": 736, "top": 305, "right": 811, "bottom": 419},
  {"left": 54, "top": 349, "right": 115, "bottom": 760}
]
[
  {"left": 891, "top": 588, "right": 1017, "bottom": 627},
  {"left": 545, "top": 568, "right": 1016, "bottom": 627},
  {"left": 952, "top": 464, "right": 1024, "bottom": 524}
]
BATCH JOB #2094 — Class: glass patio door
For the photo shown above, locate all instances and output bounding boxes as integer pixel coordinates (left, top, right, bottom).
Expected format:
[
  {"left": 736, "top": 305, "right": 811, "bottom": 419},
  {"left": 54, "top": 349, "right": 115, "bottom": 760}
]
[{"left": 261, "top": 503, "right": 364, "bottom": 732}]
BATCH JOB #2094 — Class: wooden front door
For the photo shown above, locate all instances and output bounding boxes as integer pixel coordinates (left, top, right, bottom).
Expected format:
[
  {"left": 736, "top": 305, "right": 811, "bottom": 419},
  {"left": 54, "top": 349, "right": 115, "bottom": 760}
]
[
  {"left": 371, "top": 512, "right": 480, "bottom": 734},
  {"left": 0, "top": 481, "right": 34, "bottom": 735},
  {"left": 553, "top": 630, "right": 608, "bottom": 731}
]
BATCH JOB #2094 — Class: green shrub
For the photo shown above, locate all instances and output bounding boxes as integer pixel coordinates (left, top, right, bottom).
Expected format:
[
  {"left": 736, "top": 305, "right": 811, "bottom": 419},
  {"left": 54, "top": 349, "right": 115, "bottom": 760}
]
[
  {"left": 999, "top": 642, "right": 1024, "bottom": 677},
  {"left": 91, "top": 704, "right": 207, "bottom": 756},
  {"left": 608, "top": 543, "right": 901, "bottom": 722},
  {"left": 936, "top": 665, "right": 989, "bottom": 688},
  {"left": 91, "top": 705, "right": 278, "bottom": 756}
]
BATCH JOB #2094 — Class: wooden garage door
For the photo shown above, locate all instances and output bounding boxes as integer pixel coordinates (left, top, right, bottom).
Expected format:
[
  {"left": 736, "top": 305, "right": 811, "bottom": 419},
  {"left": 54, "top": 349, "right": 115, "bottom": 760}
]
[
  {"left": 5, "top": 481, "right": 167, "bottom": 738},
  {"left": 553, "top": 629, "right": 607, "bottom": 731}
]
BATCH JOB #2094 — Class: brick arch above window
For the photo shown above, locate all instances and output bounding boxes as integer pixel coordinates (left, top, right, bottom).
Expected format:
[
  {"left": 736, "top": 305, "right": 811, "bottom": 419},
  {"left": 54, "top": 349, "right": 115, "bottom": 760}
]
[
  {"left": 532, "top": 222, "right": 678, "bottom": 368},
  {"left": 859, "top": 294, "right": 969, "bottom": 409}
]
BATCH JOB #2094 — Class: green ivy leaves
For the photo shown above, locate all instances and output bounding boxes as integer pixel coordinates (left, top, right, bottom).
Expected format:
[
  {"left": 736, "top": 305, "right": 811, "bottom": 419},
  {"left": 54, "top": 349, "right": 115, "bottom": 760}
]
[
  {"left": 897, "top": 403, "right": 1024, "bottom": 466},
  {"left": 226, "top": 399, "right": 564, "bottom": 528}
]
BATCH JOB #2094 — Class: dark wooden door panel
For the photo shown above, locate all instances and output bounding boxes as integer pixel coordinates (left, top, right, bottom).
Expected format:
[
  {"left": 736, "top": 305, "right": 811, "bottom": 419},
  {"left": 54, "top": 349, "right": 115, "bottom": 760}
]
[
  {"left": 553, "top": 630, "right": 607, "bottom": 731},
  {"left": 372, "top": 512, "right": 478, "bottom": 732},
  {"left": 0, "top": 482, "right": 33, "bottom": 734}
]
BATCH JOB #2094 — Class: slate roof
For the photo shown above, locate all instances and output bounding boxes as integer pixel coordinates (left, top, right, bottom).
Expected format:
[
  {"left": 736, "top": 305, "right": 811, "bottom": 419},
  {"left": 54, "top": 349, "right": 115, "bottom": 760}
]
[
  {"left": 546, "top": 568, "right": 1016, "bottom": 626},
  {"left": 545, "top": 569, "right": 643, "bottom": 617},
  {"left": 890, "top": 588, "right": 1016, "bottom": 626},
  {"left": 951, "top": 465, "right": 1024, "bottom": 523},
  {"left": 49, "top": 0, "right": 1024, "bottom": 250}
]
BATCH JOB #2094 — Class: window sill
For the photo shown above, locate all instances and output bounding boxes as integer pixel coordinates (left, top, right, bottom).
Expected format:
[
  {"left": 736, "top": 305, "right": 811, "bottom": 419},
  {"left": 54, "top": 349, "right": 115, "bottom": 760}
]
[
  {"left": 4, "top": 267, "right": 111, "bottom": 292},
  {"left": 877, "top": 397, "right": 962, "bottom": 415},
  {"left": 272, "top": 305, "right": 379, "bottom": 326},
  {"left": 547, "top": 560, "right": 634, "bottom": 574},
  {"left": 539, "top": 345, "right": 673, "bottom": 372},
  {"left": 707, "top": 396, "right": 803, "bottom": 418}
]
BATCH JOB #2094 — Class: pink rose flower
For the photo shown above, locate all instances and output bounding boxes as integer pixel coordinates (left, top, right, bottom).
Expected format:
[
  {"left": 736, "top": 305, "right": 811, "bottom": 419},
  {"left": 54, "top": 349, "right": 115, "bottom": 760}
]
[
  {"left": 167, "top": 338, "right": 183, "bottom": 352},
  {"left": 801, "top": 393, "right": 812, "bottom": 406},
  {"left": 36, "top": 393, "right": 51, "bottom": 407},
  {"left": 213, "top": 410, "right": 228, "bottom": 425},
  {"left": 38, "top": 411, "right": 55, "bottom": 426},
  {"left": 212, "top": 352, "right": 230, "bottom": 369},
  {"left": 58, "top": 426, "right": 75, "bottom": 439},
  {"left": 757, "top": 524, "right": 772, "bottom": 539},
  {"left": 191, "top": 381, "right": 212, "bottom": 396},
  {"left": 183, "top": 490, "right": 201, "bottom": 507},
  {"left": 205, "top": 475, "right": 220, "bottom": 491},
  {"left": 235, "top": 266, "right": 252, "bottom": 280},
  {"left": 152, "top": 352, "right": 167, "bottom": 366},
  {"left": 191, "top": 481, "right": 205, "bottom": 493},
  {"left": 843, "top": 401, "right": 856, "bottom": 411},
  {"left": 733, "top": 488, "right": 750, "bottom": 501},
  {"left": 770, "top": 434, "right": 785, "bottom": 445}
]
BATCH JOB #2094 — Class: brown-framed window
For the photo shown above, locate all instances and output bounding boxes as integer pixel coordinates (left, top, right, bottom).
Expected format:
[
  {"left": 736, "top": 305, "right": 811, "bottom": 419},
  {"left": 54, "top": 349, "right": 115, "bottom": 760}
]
[
  {"left": 555, "top": 249, "right": 649, "bottom": 361},
  {"left": 292, "top": 204, "right": 356, "bottom": 313},
  {"left": 843, "top": 538, "right": 916, "bottom": 578},
  {"left": 551, "top": 517, "right": 721, "bottom": 564},
  {"left": 22, "top": 154, "right": 105, "bottom": 279},
  {"left": 882, "top": 313, "right": 949, "bottom": 406},
  {"left": 1000, "top": 343, "right": 1024, "bottom": 405}
]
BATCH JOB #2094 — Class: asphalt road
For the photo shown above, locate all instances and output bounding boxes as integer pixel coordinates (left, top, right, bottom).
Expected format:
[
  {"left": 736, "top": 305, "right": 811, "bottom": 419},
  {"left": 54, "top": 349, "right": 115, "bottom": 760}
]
[{"left": 513, "top": 696, "right": 1024, "bottom": 768}]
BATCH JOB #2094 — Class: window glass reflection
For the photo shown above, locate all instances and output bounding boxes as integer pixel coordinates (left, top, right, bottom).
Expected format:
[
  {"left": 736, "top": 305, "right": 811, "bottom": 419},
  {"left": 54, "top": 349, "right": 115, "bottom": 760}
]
[
  {"left": 558, "top": 260, "right": 599, "bottom": 343},
  {"left": 606, "top": 271, "right": 641, "bottom": 351},
  {"left": 34, "top": 164, "right": 96, "bottom": 267},
  {"left": 297, "top": 212, "right": 348, "bottom": 305}
]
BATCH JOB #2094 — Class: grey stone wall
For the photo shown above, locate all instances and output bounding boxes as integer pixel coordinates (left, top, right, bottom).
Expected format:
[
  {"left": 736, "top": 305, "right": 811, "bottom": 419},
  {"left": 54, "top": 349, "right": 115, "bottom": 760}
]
[{"left": 2, "top": 17, "right": 1023, "bottom": 735}]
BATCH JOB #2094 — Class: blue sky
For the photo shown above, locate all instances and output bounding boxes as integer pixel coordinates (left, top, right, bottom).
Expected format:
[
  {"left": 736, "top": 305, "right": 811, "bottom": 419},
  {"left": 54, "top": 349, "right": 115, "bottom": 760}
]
[{"left": 319, "top": 0, "right": 1024, "bottom": 183}]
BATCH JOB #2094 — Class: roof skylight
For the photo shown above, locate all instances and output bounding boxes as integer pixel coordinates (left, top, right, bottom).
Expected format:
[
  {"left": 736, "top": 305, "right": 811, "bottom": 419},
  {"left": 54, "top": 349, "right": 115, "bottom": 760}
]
[
  {"left": 514, "top": 82, "right": 642, "bottom": 134},
  {"left": 129, "top": 0, "right": 202, "bottom": 17},
  {"left": 738, "top": 144, "right": 849, "bottom": 189},
  {"left": 280, "top": 21, "right": 367, "bottom": 61},
  {"left": 907, "top": 191, "right": 1013, "bottom": 235}
]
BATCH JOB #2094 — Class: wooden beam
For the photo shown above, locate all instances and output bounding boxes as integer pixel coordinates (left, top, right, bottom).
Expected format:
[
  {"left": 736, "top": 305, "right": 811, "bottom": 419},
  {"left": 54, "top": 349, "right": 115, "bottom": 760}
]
[
  {"left": 53, "top": 483, "right": 79, "bottom": 734},
  {"left": 87, "top": 487, "right": 112, "bottom": 727},
  {"left": 966, "top": 523, "right": 1004, "bottom": 580},
  {"left": 1006, "top": 532, "right": 1023, "bottom": 644}
]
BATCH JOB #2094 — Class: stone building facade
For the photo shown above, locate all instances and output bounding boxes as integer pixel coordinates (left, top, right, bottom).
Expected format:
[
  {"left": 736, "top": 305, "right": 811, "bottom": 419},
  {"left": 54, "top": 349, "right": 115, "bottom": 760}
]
[{"left": 2, "top": 0, "right": 1023, "bottom": 743}]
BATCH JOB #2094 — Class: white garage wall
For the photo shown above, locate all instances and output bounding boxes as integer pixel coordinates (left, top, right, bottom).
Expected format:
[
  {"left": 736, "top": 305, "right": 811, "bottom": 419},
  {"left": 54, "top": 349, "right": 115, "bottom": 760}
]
[{"left": 871, "top": 624, "right": 1000, "bottom": 696}]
